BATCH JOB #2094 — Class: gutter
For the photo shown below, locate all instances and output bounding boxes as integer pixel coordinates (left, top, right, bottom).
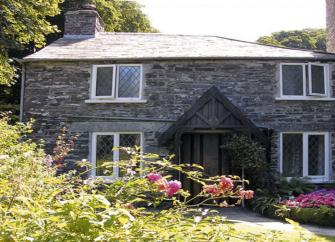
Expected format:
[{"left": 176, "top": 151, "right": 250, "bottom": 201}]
[{"left": 21, "top": 56, "right": 335, "bottom": 63}]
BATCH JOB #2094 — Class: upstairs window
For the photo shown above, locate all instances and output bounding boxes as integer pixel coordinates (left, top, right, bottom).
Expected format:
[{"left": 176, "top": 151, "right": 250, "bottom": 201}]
[
  {"left": 91, "top": 64, "right": 142, "bottom": 100},
  {"left": 280, "top": 132, "right": 329, "bottom": 183},
  {"left": 280, "top": 63, "right": 329, "bottom": 98}
]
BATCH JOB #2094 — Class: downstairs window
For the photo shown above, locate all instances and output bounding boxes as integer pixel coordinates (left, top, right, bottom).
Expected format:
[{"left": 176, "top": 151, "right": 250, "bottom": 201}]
[
  {"left": 280, "top": 132, "right": 329, "bottom": 182},
  {"left": 91, "top": 132, "right": 142, "bottom": 178}
]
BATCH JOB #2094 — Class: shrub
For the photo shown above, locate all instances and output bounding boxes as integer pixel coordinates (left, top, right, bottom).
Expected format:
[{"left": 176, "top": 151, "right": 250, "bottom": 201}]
[
  {"left": 273, "top": 189, "right": 335, "bottom": 227},
  {"left": 0, "top": 117, "right": 324, "bottom": 240},
  {"left": 0, "top": 117, "right": 262, "bottom": 241}
]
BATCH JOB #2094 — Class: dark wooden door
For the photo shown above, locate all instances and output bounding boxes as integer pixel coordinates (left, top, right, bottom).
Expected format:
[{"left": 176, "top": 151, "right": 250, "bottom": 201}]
[{"left": 180, "top": 133, "right": 232, "bottom": 197}]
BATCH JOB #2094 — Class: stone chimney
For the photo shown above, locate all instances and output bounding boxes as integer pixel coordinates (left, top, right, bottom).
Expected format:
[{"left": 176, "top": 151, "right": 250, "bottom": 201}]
[
  {"left": 326, "top": 0, "right": 335, "bottom": 52},
  {"left": 64, "top": 4, "right": 104, "bottom": 37}
]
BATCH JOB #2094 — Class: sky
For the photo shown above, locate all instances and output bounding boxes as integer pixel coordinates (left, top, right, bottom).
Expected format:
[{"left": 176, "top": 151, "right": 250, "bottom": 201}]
[{"left": 135, "top": 0, "right": 326, "bottom": 42}]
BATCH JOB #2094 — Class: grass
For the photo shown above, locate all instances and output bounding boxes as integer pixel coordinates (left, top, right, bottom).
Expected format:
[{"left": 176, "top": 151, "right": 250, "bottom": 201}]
[{"left": 231, "top": 222, "right": 335, "bottom": 242}]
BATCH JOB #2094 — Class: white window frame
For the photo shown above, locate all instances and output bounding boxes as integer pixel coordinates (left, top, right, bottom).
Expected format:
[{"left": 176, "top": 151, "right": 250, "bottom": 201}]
[
  {"left": 308, "top": 63, "right": 329, "bottom": 96},
  {"left": 279, "top": 132, "right": 330, "bottom": 183},
  {"left": 115, "top": 64, "right": 143, "bottom": 101},
  {"left": 91, "top": 64, "right": 143, "bottom": 101},
  {"left": 91, "top": 132, "right": 143, "bottom": 180},
  {"left": 279, "top": 63, "right": 330, "bottom": 99},
  {"left": 91, "top": 64, "right": 116, "bottom": 99}
]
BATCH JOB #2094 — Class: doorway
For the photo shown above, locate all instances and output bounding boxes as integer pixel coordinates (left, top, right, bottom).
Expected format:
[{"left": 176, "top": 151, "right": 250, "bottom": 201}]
[{"left": 180, "top": 132, "right": 234, "bottom": 197}]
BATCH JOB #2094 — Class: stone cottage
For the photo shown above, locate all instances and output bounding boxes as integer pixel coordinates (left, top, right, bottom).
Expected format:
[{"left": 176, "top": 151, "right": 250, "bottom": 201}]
[{"left": 21, "top": 3, "right": 335, "bottom": 185}]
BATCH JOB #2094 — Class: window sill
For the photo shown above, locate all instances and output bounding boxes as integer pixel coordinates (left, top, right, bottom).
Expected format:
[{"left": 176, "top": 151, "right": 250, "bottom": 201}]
[
  {"left": 85, "top": 99, "right": 147, "bottom": 104},
  {"left": 283, "top": 176, "right": 330, "bottom": 184},
  {"left": 275, "top": 96, "right": 335, "bottom": 101}
]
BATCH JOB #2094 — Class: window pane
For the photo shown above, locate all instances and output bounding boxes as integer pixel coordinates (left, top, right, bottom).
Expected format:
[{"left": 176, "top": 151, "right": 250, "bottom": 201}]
[
  {"left": 119, "top": 134, "right": 141, "bottom": 160},
  {"left": 310, "top": 65, "right": 325, "bottom": 94},
  {"left": 96, "top": 67, "right": 114, "bottom": 96},
  {"left": 282, "top": 134, "right": 303, "bottom": 177},
  {"left": 96, "top": 135, "right": 114, "bottom": 176},
  {"left": 308, "top": 135, "right": 325, "bottom": 176},
  {"left": 119, "top": 134, "right": 141, "bottom": 177},
  {"left": 282, "top": 65, "right": 304, "bottom": 95},
  {"left": 117, "top": 66, "right": 141, "bottom": 98}
]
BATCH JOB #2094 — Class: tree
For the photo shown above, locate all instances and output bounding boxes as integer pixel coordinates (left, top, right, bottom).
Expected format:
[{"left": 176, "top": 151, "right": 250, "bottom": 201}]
[
  {"left": 47, "top": 0, "right": 157, "bottom": 42},
  {"left": 257, "top": 28, "right": 326, "bottom": 51},
  {"left": 0, "top": 0, "right": 156, "bottom": 118},
  {"left": 0, "top": 0, "right": 62, "bottom": 86}
]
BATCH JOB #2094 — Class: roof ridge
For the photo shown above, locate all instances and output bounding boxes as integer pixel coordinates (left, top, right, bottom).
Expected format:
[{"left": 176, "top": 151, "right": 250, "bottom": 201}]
[{"left": 99, "top": 32, "right": 335, "bottom": 55}]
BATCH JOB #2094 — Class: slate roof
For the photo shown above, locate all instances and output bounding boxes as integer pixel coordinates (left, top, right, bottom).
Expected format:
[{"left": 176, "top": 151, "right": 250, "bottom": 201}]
[{"left": 23, "top": 33, "right": 335, "bottom": 62}]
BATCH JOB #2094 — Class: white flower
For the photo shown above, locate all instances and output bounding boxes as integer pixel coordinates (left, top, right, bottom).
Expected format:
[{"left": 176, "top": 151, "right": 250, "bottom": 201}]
[
  {"left": 23, "top": 151, "right": 34, "bottom": 158},
  {"left": 127, "top": 168, "right": 136, "bottom": 177},
  {"left": 194, "top": 216, "right": 202, "bottom": 223},
  {"left": 201, "top": 209, "right": 209, "bottom": 216},
  {"left": 0, "top": 154, "right": 9, "bottom": 160},
  {"left": 83, "top": 178, "right": 95, "bottom": 187},
  {"left": 43, "top": 155, "right": 53, "bottom": 167}
]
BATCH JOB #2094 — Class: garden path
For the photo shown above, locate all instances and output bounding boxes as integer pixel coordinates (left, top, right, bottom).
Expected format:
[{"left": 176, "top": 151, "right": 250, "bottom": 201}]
[{"left": 219, "top": 207, "right": 335, "bottom": 237}]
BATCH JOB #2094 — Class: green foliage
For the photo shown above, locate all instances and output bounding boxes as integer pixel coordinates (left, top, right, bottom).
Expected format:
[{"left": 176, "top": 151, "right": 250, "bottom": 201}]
[
  {"left": 277, "top": 177, "right": 314, "bottom": 197},
  {"left": 250, "top": 177, "right": 315, "bottom": 217},
  {"left": 257, "top": 28, "right": 326, "bottom": 51},
  {"left": 0, "top": 0, "right": 62, "bottom": 85},
  {"left": 276, "top": 206, "right": 335, "bottom": 227},
  {"left": 1, "top": 0, "right": 156, "bottom": 119},
  {"left": 0, "top": 117, "right": 318, "bottom": 241},
  {"left": 223, "top": 134, "right": 266, "bottom": 170},
  {"left": 251, "top": 190, "right": 280, "bottom": 216}
]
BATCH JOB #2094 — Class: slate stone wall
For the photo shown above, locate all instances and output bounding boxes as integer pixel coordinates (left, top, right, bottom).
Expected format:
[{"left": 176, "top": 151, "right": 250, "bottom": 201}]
[{"left": 22, "top": 60, "right": 335, "bottom": 181}]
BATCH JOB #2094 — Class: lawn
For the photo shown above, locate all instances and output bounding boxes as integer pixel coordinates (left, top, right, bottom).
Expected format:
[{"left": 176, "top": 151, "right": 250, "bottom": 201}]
[{"left": 232, "top": 222, "right": 335, "bottom": 242}]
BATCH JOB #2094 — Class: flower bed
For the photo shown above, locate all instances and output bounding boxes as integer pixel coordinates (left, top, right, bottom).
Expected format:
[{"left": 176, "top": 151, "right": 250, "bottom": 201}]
[
  {"left": 278, "top": 189, "right": 335, "bottom": 227},
  {"left": 281, "top": 189, "right": 335, "bottom": 208}
]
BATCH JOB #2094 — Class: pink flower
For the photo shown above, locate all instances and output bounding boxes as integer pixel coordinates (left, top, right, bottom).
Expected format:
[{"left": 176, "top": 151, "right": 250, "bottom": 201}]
[
  {"left": 166, "top": 180, "right": 182, "bottom": 196},
  {"left": 238, "top": 190, "right": 254, "bottom": 200},
  {"left": 219, "top": 176, "right": 234, "bottom": 192},
  {"left": 147, "top": 173, "right": 162, "bottom": 182},
  {"left": 203, "top": 184, "right": 223, "bottom": 197},
  {"left": 280, "top": 189, "right": 335, "bottom": 208},
  {"left": 156, "top": 178, "right": 169, "bottom": 191},
  {"left": 244, "top": 190, "right": 254, "bottom": 199}
]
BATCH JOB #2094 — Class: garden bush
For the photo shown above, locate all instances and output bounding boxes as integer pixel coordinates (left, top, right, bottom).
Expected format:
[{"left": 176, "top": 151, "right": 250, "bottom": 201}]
[
  {"left": 0, "top": 116, "right": 326, "bottom": 241},
  {"left": 250, "top": 177, "right": 314, "bottom": 217}
]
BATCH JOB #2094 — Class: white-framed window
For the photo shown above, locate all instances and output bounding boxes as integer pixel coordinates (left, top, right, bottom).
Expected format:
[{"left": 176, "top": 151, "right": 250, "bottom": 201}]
[
  {"left": 91, "top": 64, "right": 143, "bottom": 100},
  {"left": 280, "top": 132, "right": 330, "bottom": 183},
  {"left": 279, "top": 63, "right": 330, "bottom": 99},
  {"left": 91, "top": 132, "right": 143, "bottom": 179}
]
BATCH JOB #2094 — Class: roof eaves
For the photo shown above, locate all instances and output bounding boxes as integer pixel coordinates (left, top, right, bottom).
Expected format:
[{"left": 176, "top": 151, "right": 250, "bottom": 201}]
[{"left": 22, "top": 56, "right": 335, "bottom": 63}]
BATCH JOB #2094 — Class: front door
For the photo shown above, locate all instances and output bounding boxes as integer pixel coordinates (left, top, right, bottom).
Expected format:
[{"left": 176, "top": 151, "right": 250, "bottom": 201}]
[{"left": 180, "top": 132, "right": 233, "bottom": 197}]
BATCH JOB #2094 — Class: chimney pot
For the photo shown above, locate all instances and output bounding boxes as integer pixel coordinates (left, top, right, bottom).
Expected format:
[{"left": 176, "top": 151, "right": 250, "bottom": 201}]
[
  {"left": 81, "top": 4, "right": 97, "bottom": 11},
  {"left": 64, "top": 4, "right": 104, "bottom": 37}
]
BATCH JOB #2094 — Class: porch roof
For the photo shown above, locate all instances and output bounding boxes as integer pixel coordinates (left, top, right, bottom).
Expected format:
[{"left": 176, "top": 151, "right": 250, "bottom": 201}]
[{"left": 159, "top": 86, "right": 269, "bottom": 145}]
